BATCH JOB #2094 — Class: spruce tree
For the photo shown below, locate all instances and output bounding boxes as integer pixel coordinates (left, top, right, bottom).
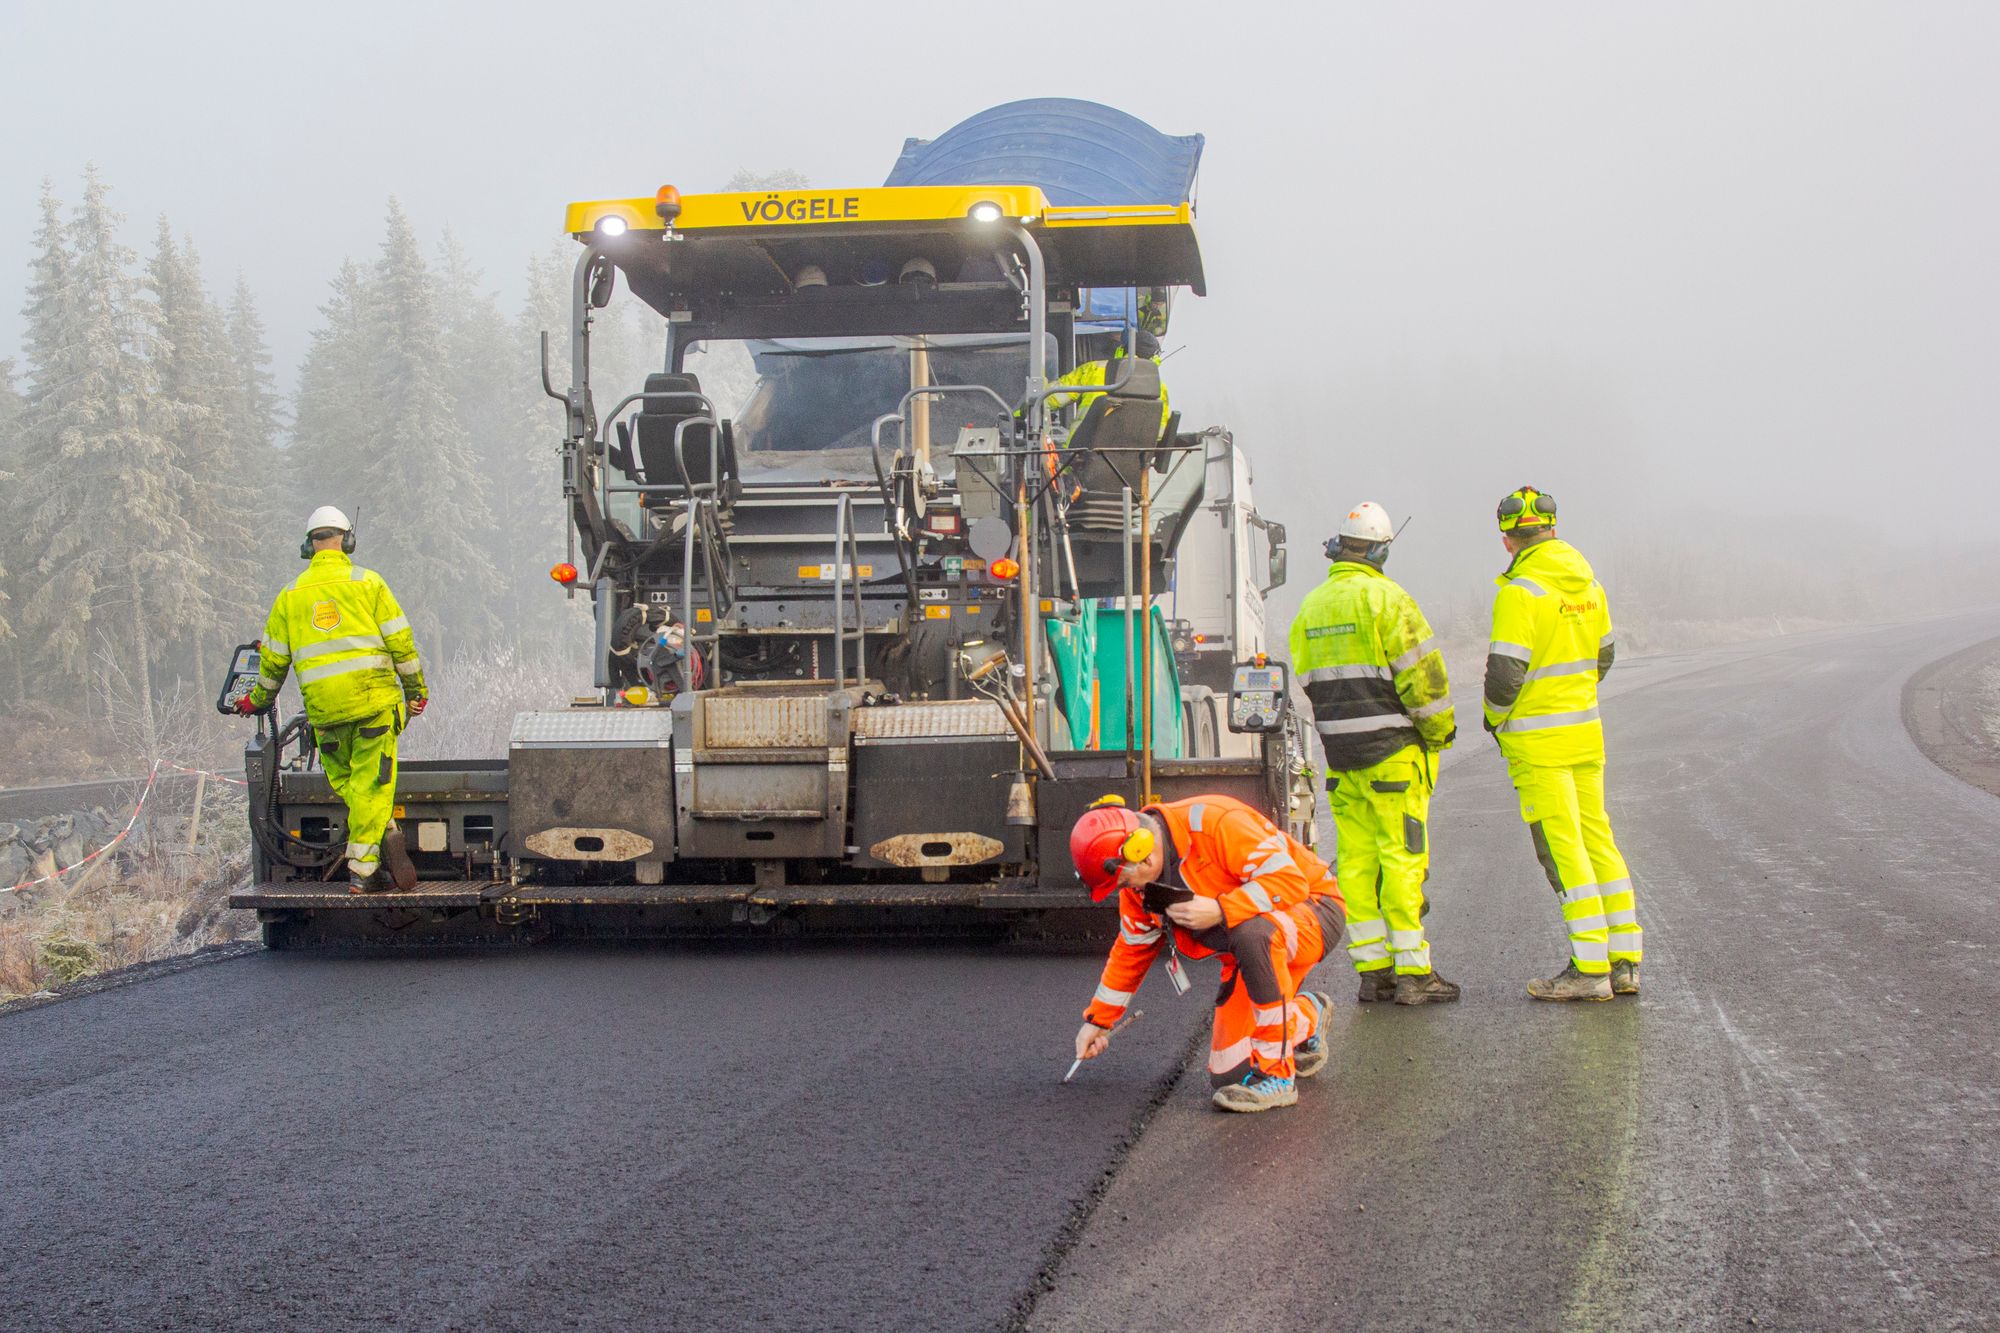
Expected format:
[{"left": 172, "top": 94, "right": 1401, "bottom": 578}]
[
  {"left": 0, "top": 358, "right": 20, "bottom": 442},
  {"left": 0, "top": 358, "right": 19, "bottom": 649},
  {"left": 15, "top": 169, "right": 207, "bottom": 732},
  {"left": 290, "top": 258, "right": 376, "bottom": 514},
  {"left": 1, "top": 186, "right": 70, "bottom": 703},
  {"left": 225, "top": 275, "right": 288, "bottom": 550},
  {"left": 357, "top": 200, "right": 499, "bottom": 654},
  {"left": 435, "top": 231, "right": 526, "bottom": 622},
  {"left": 146, "top": 223, "right": 270, "bottom": 669}
]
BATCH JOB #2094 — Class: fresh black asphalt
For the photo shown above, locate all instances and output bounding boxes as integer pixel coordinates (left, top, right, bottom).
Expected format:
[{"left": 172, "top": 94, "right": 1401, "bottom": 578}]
[
  {"left": 6, "top": 614, "right": 1999, "bottom": 1331},
  {"left": 1031, "top": 614, "right": 2000, "bottom": 1332}
]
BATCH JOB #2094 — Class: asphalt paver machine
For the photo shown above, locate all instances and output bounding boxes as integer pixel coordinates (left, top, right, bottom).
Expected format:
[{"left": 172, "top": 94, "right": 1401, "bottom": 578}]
[{"left": 234, "top": 100, "right": 1316, "bottom": 946}]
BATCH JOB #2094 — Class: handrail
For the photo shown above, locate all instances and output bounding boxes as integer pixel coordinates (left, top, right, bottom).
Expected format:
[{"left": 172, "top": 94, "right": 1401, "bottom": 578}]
[
  {"left": 831, "top": 493, "right": 868, "bottom": 687},
  {"left": 679, "top": 493, "right": 736, "bottom": 660}
]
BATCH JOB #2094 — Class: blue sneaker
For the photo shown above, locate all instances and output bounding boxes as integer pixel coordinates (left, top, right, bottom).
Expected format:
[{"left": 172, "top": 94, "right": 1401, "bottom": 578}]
[{"left": 1211, "top": 1070, "right": 1298, "bottom": 1113}]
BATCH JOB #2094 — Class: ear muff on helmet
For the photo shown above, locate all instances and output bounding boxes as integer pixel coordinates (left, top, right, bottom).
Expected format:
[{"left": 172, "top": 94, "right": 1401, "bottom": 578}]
[
  {"left": 301, "top": 527, "right": 358, "bottom": 559},
  {"left": 1118, "top": 824, "right": 1155, "bottom": 867},
  {"left": 1074, "top": 795, "right": 1157, "bottom": 900},
  {"left": 1497, "top": 486, "right": 1557, "bottom": 532}
]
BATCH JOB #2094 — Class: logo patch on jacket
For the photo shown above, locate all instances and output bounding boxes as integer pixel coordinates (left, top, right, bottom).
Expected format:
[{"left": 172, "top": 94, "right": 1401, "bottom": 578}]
[{"left": 311, "top": 601, "right": 342, "bottom": 632}]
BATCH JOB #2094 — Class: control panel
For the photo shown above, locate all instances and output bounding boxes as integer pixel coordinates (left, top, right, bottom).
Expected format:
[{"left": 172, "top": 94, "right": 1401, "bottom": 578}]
[
  {"left": 1227, "top": 658, "right": 1290, "bottom": 733},
  {"left": 215, "top": 642, "right": 265, "bottom": 715}
]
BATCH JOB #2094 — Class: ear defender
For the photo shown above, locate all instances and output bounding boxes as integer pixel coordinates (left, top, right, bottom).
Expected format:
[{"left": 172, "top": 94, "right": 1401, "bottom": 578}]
[
  {"left": 1085, "top": 793, "right": 1155, "bottom": 880},
  {"left": 1497, "top": 485, "right": 1558, "bottom": 531},
  {"left": 301, "top": 529, "right": 359, "bottom": 559}
]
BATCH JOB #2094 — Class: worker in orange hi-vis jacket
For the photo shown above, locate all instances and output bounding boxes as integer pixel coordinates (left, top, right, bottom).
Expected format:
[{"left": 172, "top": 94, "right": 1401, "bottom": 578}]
[{"left": 1068, "top": 794, "right": 1346, "bottom": 1114}]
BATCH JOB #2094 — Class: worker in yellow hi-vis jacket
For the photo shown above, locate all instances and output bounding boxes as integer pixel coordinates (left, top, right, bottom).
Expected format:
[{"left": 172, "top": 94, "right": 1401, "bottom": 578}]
[
  {"left": 1289, "top": 501, "right": 1458, "bottom": 1006},
  {"left": 1483, "top": 485, "right": 1638, "bottom": 1002},
  {"left": 235, "top": 506, "right": 430, "bottom": 894}
]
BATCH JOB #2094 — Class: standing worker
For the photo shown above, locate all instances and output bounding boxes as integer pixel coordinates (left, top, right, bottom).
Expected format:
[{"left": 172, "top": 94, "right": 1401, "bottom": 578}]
[
  {"left": 1288, "top": 502, "right": 1458, "bottom": 1005},
  {"left": 1068, "top": 793, "right": 1344, "bottom": 1114},
  {"left": 1483, "top": 485, "right": 1640, "bottom": 1000},
  {"left": 234, "top": 506, "right": 430, "bottom": 895}
]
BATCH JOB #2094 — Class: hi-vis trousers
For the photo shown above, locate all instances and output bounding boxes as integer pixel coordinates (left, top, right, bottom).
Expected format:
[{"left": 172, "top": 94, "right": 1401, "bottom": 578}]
[
  {"left": 1209, "top": 897, "right": 1342, "bottom": 1086},
  {"left": 1330, "top": 745, "right": 1433, "bottom": 975},
  {"left": 1506, "top": 757, "right": 1640, "bottom": 974},
  {"left": 317, "top": 705, "right": 402, "bottom": 878}
]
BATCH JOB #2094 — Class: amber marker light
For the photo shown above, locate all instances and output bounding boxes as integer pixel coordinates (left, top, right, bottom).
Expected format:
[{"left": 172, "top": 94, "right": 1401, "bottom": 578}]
[
  {"left": 551, "top": 562, "right": 579, "bottom": 586},
  {"left": 989, "top": 557, "right": 1021, "bottom": 581},
  {"left": 656, "top": 185, "right": 683, "bottom": 223}
]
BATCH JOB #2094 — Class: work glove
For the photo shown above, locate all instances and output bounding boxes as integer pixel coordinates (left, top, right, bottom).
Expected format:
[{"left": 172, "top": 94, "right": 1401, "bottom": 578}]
[
  {"left": 406, "top": 695, "right": 429, "bottom": 719},
  {"left": 232, "top": 693, "right": 261, "bottom": 716}
]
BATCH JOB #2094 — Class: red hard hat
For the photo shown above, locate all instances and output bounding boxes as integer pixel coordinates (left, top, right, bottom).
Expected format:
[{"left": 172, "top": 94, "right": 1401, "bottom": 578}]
[{"left": 1071, "top": 803, "right": 1143, "bottom": 901}]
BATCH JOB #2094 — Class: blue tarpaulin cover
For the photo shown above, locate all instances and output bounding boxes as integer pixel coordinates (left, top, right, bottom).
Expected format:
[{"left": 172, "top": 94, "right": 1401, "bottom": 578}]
[{"left": 883, "top": 99, "right": 1202, "bottom": 207}]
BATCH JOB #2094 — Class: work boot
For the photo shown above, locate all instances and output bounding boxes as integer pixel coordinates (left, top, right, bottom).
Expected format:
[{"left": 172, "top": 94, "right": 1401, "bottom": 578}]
[
  {"left": 347, "top": 869, "right": 392, "bottom": 895},
  {"left": 1526, "top": 963, "right": 1614, "bottom": 1002},
  {"left": 1293, "top": 992, "right": 1334, "bottom": 1078},
  {"left": 1394, "top": 971, "right": 1461, "bottom": 1005},
  {"left": 1357, "top": 969, "right": 1397, "bottom": 1003},
  {"left": 1611, "top": 960, "right": 1640, "bottom": 995},
  {"left": 382, "top": 822, "right": 419, "bottom": 892},
  {"left": 1212, "top": 1070, "right": 1298, "bottom": 1113}
]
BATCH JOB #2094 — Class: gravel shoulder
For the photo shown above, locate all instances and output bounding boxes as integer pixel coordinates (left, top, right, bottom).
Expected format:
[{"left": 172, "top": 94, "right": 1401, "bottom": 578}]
[{"left": 1902, "top": 633, "right": 2000, "bottom": 800}]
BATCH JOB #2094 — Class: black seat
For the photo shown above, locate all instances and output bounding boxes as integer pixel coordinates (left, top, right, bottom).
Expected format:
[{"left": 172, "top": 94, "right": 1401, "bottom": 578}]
[
  {"left": 629, "top": 373, "right": 739, "bottom": 506},
  {"left": 1063, "top": 358, "right": 1168, "bottom": 501},
  {"left": 1065, "top": 358, "right": 1162, "bottom": 455}
]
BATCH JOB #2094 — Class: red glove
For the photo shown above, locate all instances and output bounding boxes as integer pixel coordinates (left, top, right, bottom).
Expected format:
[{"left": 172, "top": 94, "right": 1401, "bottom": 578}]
[
  {"left": 233, "top": 693, "right": 261, "bottom": 716},
  {"left": 407, "top": 696, "right": 428, "bottom": 718}
]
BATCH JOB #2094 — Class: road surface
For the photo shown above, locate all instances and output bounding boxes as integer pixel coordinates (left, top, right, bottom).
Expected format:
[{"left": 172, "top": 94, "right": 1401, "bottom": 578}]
[{"left": 5, "top": 614, "right": 1998, "bottom": 1331}]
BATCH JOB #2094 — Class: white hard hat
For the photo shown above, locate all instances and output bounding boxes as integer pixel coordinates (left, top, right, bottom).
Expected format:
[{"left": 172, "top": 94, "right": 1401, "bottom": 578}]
[
  {"left": 305, "top": 505, "right": 352, "bottom": 536},
  {"left": 1338, "top": 501, "right": 1394, "bottom": 544}
]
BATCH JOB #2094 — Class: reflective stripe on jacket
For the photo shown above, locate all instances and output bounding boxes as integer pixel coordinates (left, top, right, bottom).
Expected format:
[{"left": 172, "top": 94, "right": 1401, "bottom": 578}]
[
  {"left": 250, "top": 551, "right": 426, "bottom": 726},
  {"left": 1084, "top": 795, "right": 1341, "bottom": 1027},
  {"left": 1482, "top": 538, "right": 1614, "bottom": 766},
  {"left": 1288, "top": 559, "right": 1454, "bottom": 770}
]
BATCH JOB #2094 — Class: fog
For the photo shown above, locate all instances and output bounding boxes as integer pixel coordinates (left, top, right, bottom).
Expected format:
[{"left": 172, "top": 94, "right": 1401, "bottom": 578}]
[{"left": 5, "top": 0, "right": 1996, "bottom": 638}]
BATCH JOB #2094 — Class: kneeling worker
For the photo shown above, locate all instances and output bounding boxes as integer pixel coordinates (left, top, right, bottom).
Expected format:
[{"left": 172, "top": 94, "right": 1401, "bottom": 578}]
[
  {"left": 235, "top": 506, "right": 430, "bottom": 894},
  {"left": 1069, "top": 794, "right": 1344, "bottom": 1113}
]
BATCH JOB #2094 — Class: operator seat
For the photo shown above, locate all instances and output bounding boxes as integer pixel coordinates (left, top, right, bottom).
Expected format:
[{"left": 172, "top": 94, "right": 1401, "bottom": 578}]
[
  {"left": 628, "top": 372, "right": 740, "bottom": 507},
  {"left": 1063, "top": 359, "right": 1170, "bottom": 527}
]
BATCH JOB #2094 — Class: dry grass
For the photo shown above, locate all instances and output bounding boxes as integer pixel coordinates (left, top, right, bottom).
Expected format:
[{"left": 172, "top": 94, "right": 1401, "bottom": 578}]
[{"left": 0, "top": 785, "right": 261, "bottom": 1000}]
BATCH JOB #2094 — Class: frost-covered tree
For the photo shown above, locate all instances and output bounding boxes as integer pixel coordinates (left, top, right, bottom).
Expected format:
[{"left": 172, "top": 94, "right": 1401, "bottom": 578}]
[
  {"left": 226, "top": 275, "right": 289, "bottom": 550},
  {"left": 146, "top": 223, "right": 273, "bottom": 665},
  {"left": 15, "top": 170, "right": 207, "bottom": 728},
  {"left": 357, "top": 201, "right": 498, "bottom": 652},
  {"left": 290, "top": 258, "right": 375, "bottom": 515},
  {"left": 0, "top": 357, "right": 20, "bottom": 652},
  {"left": 0, "top": 358, "right": 21, "bottom": 442},
  {"left": 435, "top": 231, "right": 533, "bottom": 621}
]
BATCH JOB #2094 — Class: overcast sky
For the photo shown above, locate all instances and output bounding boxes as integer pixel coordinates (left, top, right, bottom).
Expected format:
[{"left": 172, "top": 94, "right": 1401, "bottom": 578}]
[{"left": 4, "top": 1, "right": 1995, "bottom": 616}]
